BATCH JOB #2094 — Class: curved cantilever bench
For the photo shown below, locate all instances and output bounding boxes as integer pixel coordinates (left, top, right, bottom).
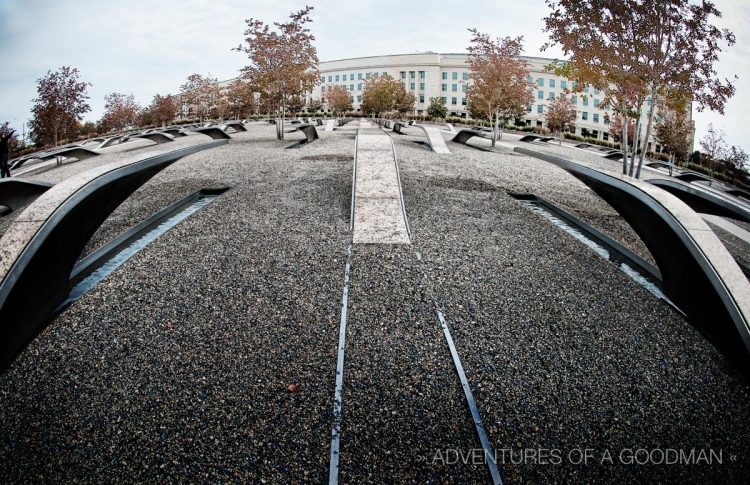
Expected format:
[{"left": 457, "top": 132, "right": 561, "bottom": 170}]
[
  {"left": 285, "top": 123, "right": 319, "bottom": 149},
  {"left": 161, "top": 128, "right": 188, "bottom": 138},
  {"left": 220, "top": 121, "right": 247, "bottom": 133},
  {"left": 414, "top": 125, "right": 451, "bottom": 154},
  {"left": 189, "top": 127, "right": 232, "bottom": 140},
  {"left": 132, "top": 132, "right": 174, "bottom": 144},
  {"left": 0, "top": 140, "right": 227, "bottom": 373},
  {"left": 10, "top": 146, "right": 100, "bottom": 171},
  {"left": 647, "top": 178, "right": 750, "bottom": 224},
  {"left": 674, "top": 171, "right": 713, "bottom": 183},
  {"left": 0, "top": 179, "right": 54, "bottom": 212},
  {"left": 515, "top": 146, "right": 750, "bottom": 375}
]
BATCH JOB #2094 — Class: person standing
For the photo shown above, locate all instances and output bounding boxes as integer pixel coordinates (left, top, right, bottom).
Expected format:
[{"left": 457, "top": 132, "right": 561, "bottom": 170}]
[{"left": 0, "top": 128, "right": 15, "bottom": 178}]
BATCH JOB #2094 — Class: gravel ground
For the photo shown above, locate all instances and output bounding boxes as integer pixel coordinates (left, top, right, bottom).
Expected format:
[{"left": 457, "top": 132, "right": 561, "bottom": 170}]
[
  {"left": 0, "top": 122, "right": 748, "bottom": 483},
  {"left": 340, "top": 245, "right": 487, "bottom": 483},
  {"left": 0, "top": 124, "right": 352, "bottom": 482},
  {"left": 392, "top": 133, "right": 750, "bottom": 482}
]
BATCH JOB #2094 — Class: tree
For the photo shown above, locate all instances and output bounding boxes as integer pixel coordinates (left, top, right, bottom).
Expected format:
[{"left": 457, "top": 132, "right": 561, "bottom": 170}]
[
  {"left": 607, "top": 112, "right": 636, "bottom": 146},
  {"left": 699, "top": 123, "right": 727, "bottom": 185},
  {"left": 325, "top": 85, "right": 352, "bottom": 117},
  {"left": 307, "top": 97, "right": 323, "bottom": 113},
  {"left": 724, "top": 145, "right": 749, "bottom": 185},
  {"left": 29, "top": 66, "right": 91, "bottom": 147},
  {"left": 149, "top": 94, "right": 179, "bottom": 126},
  {"left": 78, "top": 121, "right": 98, "bottom": 137},
  {"left": 544, "top": 0, "right": 645, "bottom": 175},
  {"left": 466, "top": 31, "right": 534, "bottom": 147},
  {"left": 180, "top": 73, "right": 219, "bottom": 121},
  {"left": 633, "top": 0, "right": 736, "bottom": 178},
  {"left": 394, "top": 89, "right": 415, "bottom": 118},
  {"left": 427, "top": 96, "right": 448, "bottom": 120},
  {"left": 235, "top": 6, "right": 319, "bottom": 140},
  {"left": 360, "top": 75, "right": 404, "bottom": 119},
  {"left": 654, "top": 108, "right": 692, "bottom": 165},
  {"left": 544, "top": 95, "right": 576, "bottom": 143},
  {"left": 225, "top": 80, "right": 256, "bottom": 119},
  {"left": 99, "top": 92, "right": 140, "bottom": 132}
]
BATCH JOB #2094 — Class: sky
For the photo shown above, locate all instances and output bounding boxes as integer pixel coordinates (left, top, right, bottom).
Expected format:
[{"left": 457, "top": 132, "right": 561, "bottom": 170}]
[{"left": 0, "top": 0, "right": 748, "bottom": 153}]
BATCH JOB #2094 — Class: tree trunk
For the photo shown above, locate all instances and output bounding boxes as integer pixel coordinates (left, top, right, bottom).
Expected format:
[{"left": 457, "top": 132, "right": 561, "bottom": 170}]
[
  {"left": 621, "top": 101, "right": 629, "bottom": 175},
  {"left": 628, "top": 96, "right": 644, "bottom": 177},
  {"left": 491, "top": 113, "right": 498, "bottom": 148}
]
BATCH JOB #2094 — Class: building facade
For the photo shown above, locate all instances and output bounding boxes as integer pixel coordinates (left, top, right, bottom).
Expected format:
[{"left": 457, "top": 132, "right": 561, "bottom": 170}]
[{"left": 310, "top": 52, "right": 691, "bottom": 150}]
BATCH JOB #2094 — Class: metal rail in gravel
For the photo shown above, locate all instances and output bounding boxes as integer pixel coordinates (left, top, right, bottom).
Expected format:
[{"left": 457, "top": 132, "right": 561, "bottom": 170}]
[
  {"left": 436, "top": 309, "right": 503, "bottom": 485},
  {"left": 328, "top": 243, "right": 353, "bottom": 485},
  {"left": 349, "top": 131, "right": 359, "bottom": 230},
  {"left": 388, "top": 133, "right": 411, "bottom": 239},
  {"left": 62, "top": 188, "right": 229, "bottom": 308}
]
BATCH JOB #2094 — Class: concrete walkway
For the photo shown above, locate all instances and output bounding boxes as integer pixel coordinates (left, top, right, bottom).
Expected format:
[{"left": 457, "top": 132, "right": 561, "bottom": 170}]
[
  {"left": 352, "top": 129, "right": 410, "bottom": 244},
  {"left": 702, "top": 213, "right": 750, "bottom": 244}
]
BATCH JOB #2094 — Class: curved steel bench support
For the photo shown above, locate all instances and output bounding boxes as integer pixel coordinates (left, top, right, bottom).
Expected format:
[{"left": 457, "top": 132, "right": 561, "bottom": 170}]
[
  {"left": 0, "top": 179, "right": 54, "bottom": 212},
  {"left": 0, "top": 140, "right": 227, "bottom": 373},
  {"left": 515, "top": 146, "right": 750, "bottom": 375},
  {"left": 190, "top": 127, "right": 232, "bottom": 140},
  {"left": 133, "top": 132, "right": 174, "bottom": 144},
  {"left": 648, "top": 178, "right": 750, "bottom": 224},
  {"left": 221, "top": 121, "right": 247, "bottom": 133}
]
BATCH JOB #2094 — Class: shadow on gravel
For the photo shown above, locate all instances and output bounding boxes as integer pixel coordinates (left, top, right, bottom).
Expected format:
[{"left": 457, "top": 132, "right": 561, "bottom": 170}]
[{"left": 427, "top": 176, "right": 498, "bottom": 192}]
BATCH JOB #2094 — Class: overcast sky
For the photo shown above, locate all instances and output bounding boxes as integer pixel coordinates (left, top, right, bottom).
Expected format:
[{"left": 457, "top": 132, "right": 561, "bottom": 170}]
[{"left": 1, "top": 0, "right": 747, "bottom": 153}]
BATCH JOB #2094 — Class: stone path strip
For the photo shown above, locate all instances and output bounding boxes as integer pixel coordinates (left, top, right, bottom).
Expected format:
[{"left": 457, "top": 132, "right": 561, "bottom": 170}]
[
  {"left": 701, "top": 213, "right": 750, "bottom": 244},
  {"left": 352, "top": 129, "right": 410, "bottom": 244}
]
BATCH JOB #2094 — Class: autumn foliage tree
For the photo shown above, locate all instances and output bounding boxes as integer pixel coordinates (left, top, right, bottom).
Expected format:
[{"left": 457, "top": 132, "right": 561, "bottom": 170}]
[
  {"left": 235, "top": 6, "right": 319, "bottom": 139},
  {"left": 180, "top": 73, "right": 220, "bottom": 121},
  {"left": 225, "top": 80, "right": 256, "bottom": 119},
  {"left": 544, "top": 95, "right": 576, "bottom": 143},
  {"left": 325, "top": 85, "right": 352, "bottom": 117},
  {"left": 148, "top": 94, "right": 179, "bottom": 126},
  {"left": 654, "top": 108, "right": 692, "bottom": 164},
  {"left": 99, "top": 92, "right": 140, "bottom": 132},
  {"left": 360, "top": 75, "right": 410, "bottom": 120},
  {"left": 29, "top": 66, "right": 91, "bottom": 147},
  {"left": 466, "top": 31, "right": 533, "bottom": 147},
  {"left": 544, "top": 0, "right": 736, "bottom": 178}
]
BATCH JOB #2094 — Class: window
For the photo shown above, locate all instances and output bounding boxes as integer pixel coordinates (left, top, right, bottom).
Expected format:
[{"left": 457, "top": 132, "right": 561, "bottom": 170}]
[
  {"left": 462, "top": 84, "right": 467, "bottom": 92},
  {"left": 582, "top": 111, "right": 589, "bottom": 120},
  {"left": 410, "top": 71, "right": 415, "bottom": 79},
  {"left": 321, "top": 85, "right": 326, "bottom": 92},
  {"left": 358, "top": 83, "right": 362, "bottom": 91},
  {"left": 441, "top": 96, "right": 447, "bottom": 103},
  {"left": 604, "top": 116, "right": 610, "bottom": 125},
  {"left": 357, "top": 96, "right": 362, "bottom": 102},
  {"left": 452, "top": 84, "right": 457, "bottom": 92},
  {"left": 571, "top": 81, "right": 577, "bottom": 90},
  {"left": 442, "top": 72, "right": 448, "bottom": 80},
  {"left": 400, "top": 71, "right": 406, "bottom": 79},
  {"left": 549, "top": 92, "right": 555, "bottom": 100},
  {"left": 462, "top": 72, "right": 468, "bottom": 80},
  {"left": 538, "top": 90, "right": 544, "bottom": 99},
  {"left": 320, "top": 76, "right": 324, "bottom": 83},
  {"left": 537, "top": 78, "right": 544, "bottom": 87},
  {"left": 374, "top": 73, "right": 379, "bottom": 79},
  {"left": 452, "top": 72, "right": 458, "bottom": 80},
  {"left": 561, "top": 80, "right": 567, "bottom": 90},
  {"left": 350, "top": 84, "right": 354, "bottom": 91},
  {"left": 365, "top": 72, "right": 370, "bottom": 79},
  {"left": 419, "top": 71, "right": 425, "bottom": 79},
  {"left": 594, "top": 88, "right": 600, "bottom": 95},
  {"left": 382, "top": 72, "right": 387, "bottom": 77},
  {"left": 593, "top": 113, "right": 599, "bottom": 123},
  {"left": 420, "top": 82, "right": 425, "bottom": 90},
  {"left": 594, "top": 99, "right": 600, "bottom": 108},
  {"left": 349, "top": 74, "right": 354, "bottom": 80},
  {"left": 527, "top": 75, "right": 533, "bottom": 83},
  {"left": 572, "top": 95, "right": 578, "bottom": 105},
  {"left": 451, "top": 97, "right": 457, "bottom": 105},
  {"left": 419, "top": 95, "right": 425, "bottom": 103},
  {"left": 335, "top": 74, "right": 339, "bottom": 81},
  {"left": 583, "top": 85, "right": 590, "bottom": 93},
  {"left": 327, "top": 75, "right": 332, "bottom": 82},
  {"left": 442, "top": 83, "right": 447, "bottom": 91},
  {"left": 358, "top": 73, "right": 362, "bottom": 80},
  {"left": 582, "top": 97, "right": 589, "bottom": 106},
  {"left": 537, "top": 104, "right": 544, "bottom": 113},
  {"left": 550, "top": 79, "right": 556, "bottom": 88},
  {"left": 410, "top": 83, "right": 415, "bottom": 90},
  {"left": 462, "top": 97, "right": 467, "bottom": 106},
  {"left": 527, "top": 104, "right": 532, "bottom": 112}
]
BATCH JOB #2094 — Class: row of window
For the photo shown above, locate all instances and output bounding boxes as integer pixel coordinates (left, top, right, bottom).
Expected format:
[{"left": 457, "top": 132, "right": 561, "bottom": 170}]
[
  {"left": 322, "top": 70, "right": 471, "bottom": 84},
  {"left": 322, "top": 71, "right": 388, "bottom": 83},
  {"left": 526, "top": 104, "right": 607, "bottom": 123},
  {"left": 442, "top": 71, "right": 469, "bottom": 81},
  {"left": 441, "top": 83, "right": 467, "bottom": 93},
  {"left": 534, "top": 91, "right": 604, "bottom": 108}
]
